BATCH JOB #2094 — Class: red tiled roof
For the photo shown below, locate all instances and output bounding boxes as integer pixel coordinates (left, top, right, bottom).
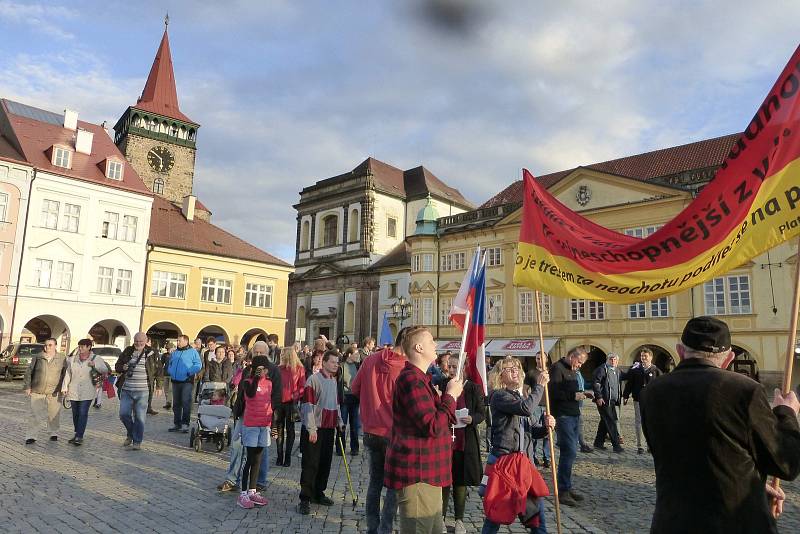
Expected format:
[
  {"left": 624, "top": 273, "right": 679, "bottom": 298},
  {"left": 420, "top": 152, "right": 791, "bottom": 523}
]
[
  {"left": 134, "top": 30, "right": 195, "bottom": 124},
  {"left": 1, "top": 99, "right": 152, "bottom": 196},
  {"left": 0, "top": 134, "right": 24, "bottom": 163},
  {"left": 148, "top": 195, "right": 290, "bottom": 267},
  {"left": 314, "top": 157, "right": 474, "bottom": 209},
  {"left": 481, "top": 134, "right": 740, "bottom": 208}
]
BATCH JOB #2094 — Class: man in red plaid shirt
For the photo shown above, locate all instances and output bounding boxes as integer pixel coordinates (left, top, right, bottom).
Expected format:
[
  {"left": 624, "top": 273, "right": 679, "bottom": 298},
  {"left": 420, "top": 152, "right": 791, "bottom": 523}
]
[{"left": 384, "top": 326, "right": 463, "bottom": 533}]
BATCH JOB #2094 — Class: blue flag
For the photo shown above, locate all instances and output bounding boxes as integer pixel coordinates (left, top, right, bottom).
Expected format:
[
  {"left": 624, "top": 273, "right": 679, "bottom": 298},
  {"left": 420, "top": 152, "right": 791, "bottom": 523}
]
[{"left": 379, "top": 312, "right": 393, "bottom": 346}]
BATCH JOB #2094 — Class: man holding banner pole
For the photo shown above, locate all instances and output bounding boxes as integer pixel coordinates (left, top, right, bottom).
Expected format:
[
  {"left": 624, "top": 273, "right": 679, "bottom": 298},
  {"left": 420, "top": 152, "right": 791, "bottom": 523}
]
[{"left": 641, "top": 316, "right": 800, "bottom": 533}]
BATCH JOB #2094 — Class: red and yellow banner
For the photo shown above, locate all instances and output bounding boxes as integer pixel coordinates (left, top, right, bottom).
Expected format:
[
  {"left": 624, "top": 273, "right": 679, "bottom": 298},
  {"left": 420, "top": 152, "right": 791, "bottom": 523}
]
[{"left": 514, "top": 45, "right": 800, "bottom": 303}]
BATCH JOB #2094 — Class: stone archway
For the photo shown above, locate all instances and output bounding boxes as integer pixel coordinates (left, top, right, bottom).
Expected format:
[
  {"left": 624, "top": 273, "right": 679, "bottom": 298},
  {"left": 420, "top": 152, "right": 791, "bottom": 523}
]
[
  {"left": 571, "top": 344, "right": 607, "bottom": 382},
  {"left": 727, "top": 344, "right": 760, "bottom": 382},
  {"left": 21, "top": 315, "right": 71, "bottom": 352},
  {"left": 197, "top": 325, "right": 229, "bottom": 345},
  {"left": 241, "top": 328, "right": 269, "bottom": 349},
  {"left": 89, "top": 319, "right": 130, "bottom": 349},
  {"left": 147, "top": 321, "right": 182, "bottom": 349}
]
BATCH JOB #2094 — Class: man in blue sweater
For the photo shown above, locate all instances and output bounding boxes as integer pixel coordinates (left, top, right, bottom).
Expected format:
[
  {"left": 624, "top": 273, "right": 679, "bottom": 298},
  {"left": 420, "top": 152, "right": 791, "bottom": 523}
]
[{"left": 167, "top": 335, "right": 202, "bottom": 433}]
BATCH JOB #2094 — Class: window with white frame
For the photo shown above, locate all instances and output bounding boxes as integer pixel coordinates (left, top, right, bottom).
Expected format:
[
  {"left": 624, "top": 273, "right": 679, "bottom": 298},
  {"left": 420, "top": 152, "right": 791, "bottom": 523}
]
[
  {"left": 101, "top": 211, "right": 119, "bottom": 239},
  {"left": 201, "top": 277, "right": 232, "bottom": 304},
  {"left": 53, "top": 261, "right": 74, "bottom": 290},
  {"left": 40, "top": 200, "right": 59, "bottom": 229},
  {"left": 628, "top": 297, "right": 669, "bottom": 319},
  {"left": 704, "top": 275, "right": 751, "bottom": 315},
  {"left": 245, "top": 283, "right": 273, "bottom": 308},
  {"left": 518, "top": 291, "right": 551, "bottom": 323},
  {"left": 387, "top": 216, "right": 397, "bottom": 238},
  {"left": 422, "top": 297, "right": 433, "bottom": 325},
  {"left": 121, "top": 215, "right": 137, "bottom": 242},
  {"left": 53, "top": 146, "right": 71, "bottom": 168},
  {"left": 412, "top": 297, "right": 420, "bottom": 324},
  {"left": 412, "top": 253, "right": 434, "bottom": 273},
  {"left": 624, "top": 225, "right": 661, "bottom": 238},
  {"left": 487, "top": 293, "right": 503, "bottom": 324},
  {"left": 107, "top": 160, "right": 123, "bottom": 180},
  {"left": 440, "top": 297, "right": 452, "bottom": 325},
  {"left": 486, "top": 247, "right": 502, "bottom": 267},
  {"left": 97, "top": 267, "right": 113, "bottom": 293},
  {"left": 0, "top": 192, "right": 8, "bottom": 221},
  {"left": 570, "top": 299, "right": 605, "bottom": 320},
  {"left": 322, "top": 215, "right": 338, "bottom": 247},
  {"left": 153, "top": 178, "right": 165, "bottom": 195},
  {"left": 115, "top": 269, "right": 132, "bottom": 295},
  {"left": 61, "top": 203, "right": 80, "bottom": 233},
  {"left": 151, "top": 271, "right": 187, "bottom": 299},
  {"left": 33, "top": 259, "right": 53, "bottom": 287},
  {"left": 440, "top": 252, "right": 466, "bottom": 271}
]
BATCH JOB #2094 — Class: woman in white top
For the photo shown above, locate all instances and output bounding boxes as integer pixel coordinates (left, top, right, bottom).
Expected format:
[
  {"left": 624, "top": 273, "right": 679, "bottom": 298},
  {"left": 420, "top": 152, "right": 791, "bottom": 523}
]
[{"left": 61, "top": 339, "right": 111, "bottom": 445}]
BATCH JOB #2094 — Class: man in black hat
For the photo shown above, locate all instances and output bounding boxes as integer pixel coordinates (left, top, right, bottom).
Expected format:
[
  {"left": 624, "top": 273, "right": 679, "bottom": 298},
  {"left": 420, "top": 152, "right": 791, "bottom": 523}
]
[{"left": 641, "top": 316, "right": 800, "bottom": 533}]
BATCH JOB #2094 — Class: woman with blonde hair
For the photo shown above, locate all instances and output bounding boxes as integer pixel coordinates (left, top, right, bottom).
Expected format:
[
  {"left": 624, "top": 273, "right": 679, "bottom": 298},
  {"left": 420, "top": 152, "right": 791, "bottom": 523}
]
[{"left": 275, "top": 346, "right": 306, "bottom": 466}]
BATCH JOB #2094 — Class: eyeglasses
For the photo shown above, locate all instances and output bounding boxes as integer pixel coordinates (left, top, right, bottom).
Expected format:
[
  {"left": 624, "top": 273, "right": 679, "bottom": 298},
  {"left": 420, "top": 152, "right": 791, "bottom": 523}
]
[{"left": 501, "top": 367, "right": 519, "bottom": 374}]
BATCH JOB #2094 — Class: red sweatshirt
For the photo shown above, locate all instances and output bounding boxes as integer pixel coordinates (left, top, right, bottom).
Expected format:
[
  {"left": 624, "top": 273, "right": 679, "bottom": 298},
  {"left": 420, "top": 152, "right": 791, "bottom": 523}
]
[
  {"left": 280, "top": 365, "right": 305, "bottom": 403},
  {"left": 350, "top": 348, "right": 407, "bottom": 438}
]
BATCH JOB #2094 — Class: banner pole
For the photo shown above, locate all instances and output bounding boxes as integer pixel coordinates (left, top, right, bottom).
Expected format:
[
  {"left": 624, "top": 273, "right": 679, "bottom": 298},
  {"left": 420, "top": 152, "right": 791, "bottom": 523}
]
[
  {"left": 456, "top": 309, "right": 471, "bottom": 381},
  {"left": 535, "top": 290, "right": 562, "bottom": 534},
  {"left": 770, "top": 236, "right": 800, "bottom": 517}
]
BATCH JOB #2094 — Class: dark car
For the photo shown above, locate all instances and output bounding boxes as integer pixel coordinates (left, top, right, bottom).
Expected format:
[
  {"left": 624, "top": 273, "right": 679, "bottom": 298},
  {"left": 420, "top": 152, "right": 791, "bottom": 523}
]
[{"left": 0, "top": 343, "right": 45, "bottom": 380}]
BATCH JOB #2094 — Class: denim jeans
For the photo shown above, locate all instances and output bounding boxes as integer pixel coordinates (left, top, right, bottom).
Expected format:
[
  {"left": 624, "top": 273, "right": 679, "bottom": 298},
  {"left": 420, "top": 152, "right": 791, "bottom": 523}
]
[
  {"left": 364, "top": 432, "right": 397, "bottom": 534},
  {"left": 532, "top": 405, "right": 551, "bottom": 461},
  {"left": 555, "top": 415, "right": 579, "bottom": 492},
  {"left": 481, "top": 498, "right": 547, "bottom": 533},
  {"left": 226, "top": 420, "right": 268, "bottom": 487},
  {"left": 337, "top": 396, "right": 361, "bottom": 453},
  {"left": 119, "top": 388, "right": 148, "bottom": 444},
  {"left": 71, "top": 399, "right": 92, "bottom": 439},
  {"left": 172, "top": 381, "right": 193, "bottom": 427}
]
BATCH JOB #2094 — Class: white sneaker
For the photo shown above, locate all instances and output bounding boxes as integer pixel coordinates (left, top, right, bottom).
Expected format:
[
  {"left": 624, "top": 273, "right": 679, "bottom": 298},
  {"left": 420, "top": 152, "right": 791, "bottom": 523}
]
[{"left": 454, "top": 519, "right": 466, "bottom": 534}]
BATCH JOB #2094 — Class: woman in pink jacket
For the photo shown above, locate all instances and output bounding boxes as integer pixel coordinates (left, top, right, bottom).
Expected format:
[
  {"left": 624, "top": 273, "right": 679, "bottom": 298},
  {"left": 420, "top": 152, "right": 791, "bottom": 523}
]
[
  {"left": 236, "top": 355, "right": 274, "bottom": 510},
  {"left": 275, "top": 346, "right": 305, "bottom": 467}
]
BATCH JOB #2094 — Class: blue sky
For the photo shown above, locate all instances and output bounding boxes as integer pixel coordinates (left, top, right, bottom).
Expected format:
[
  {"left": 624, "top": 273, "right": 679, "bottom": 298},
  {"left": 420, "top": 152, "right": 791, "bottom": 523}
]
[{"left": 1, "top": 0, "right": 799, "bottom": 262}]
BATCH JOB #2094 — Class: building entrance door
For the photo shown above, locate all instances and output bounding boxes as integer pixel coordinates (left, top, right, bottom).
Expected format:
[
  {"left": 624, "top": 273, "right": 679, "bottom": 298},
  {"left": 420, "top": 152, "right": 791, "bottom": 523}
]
[{"left": 318, "top": 326, "right": 330, "bottom": 339}]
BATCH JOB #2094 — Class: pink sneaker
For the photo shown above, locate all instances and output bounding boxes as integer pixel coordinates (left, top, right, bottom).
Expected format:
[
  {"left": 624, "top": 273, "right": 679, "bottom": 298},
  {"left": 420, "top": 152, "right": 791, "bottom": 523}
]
[
  {"left": 237, "top": 494, "right": 254, "bottom": 509},
  {"left": 249, "top": 492, "right": 268, "bottom": 506}
]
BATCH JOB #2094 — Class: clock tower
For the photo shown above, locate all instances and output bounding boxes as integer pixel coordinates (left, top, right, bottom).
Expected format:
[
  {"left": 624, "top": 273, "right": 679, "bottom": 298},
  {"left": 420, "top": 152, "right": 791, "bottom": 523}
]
[{"left": 114, "top": 23, "right": 199, "bottom": 204}]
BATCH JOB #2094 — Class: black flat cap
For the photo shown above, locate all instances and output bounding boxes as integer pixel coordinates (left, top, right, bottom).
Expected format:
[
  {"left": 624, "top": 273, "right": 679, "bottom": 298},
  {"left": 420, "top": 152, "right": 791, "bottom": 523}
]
[{"left": 681, "top": 316, "right": 731, "bottom": 353}]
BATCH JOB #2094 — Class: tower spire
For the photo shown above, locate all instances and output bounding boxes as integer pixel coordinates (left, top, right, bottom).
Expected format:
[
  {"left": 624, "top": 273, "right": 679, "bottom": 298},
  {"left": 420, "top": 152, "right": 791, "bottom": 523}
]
[{"left": 134, "top": 24, "right": 194, "bottom": 123}]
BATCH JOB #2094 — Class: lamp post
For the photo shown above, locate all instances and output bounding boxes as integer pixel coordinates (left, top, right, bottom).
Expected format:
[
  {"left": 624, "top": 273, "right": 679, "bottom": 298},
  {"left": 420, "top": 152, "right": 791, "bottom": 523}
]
[{"left": 391, "top": 296, "right": 413, "bottom": 329}]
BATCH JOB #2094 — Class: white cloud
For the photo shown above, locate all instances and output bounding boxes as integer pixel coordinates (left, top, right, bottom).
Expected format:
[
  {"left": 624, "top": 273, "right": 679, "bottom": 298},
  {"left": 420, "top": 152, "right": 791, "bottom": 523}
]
[{"left": 0, "top": 1, "right": 76, "bottom": 39}]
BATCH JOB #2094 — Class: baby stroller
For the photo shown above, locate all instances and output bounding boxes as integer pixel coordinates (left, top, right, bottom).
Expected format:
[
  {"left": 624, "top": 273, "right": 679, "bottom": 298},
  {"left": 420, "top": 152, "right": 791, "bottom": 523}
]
[{"left": 190, "top": 382, "right": 232, "bottom": 452}]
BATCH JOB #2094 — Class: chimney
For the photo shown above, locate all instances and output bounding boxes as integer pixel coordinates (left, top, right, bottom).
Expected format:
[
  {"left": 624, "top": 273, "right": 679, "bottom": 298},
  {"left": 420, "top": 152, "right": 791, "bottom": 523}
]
[
  {"left": 64, "top": 109, "right": 78, "bottom": 130},
  {"left": 181, "top": 195, "right": 196, "bottom": 221},
  {"left": 75, "top": 128, "right": 94, "bottom": 155}
]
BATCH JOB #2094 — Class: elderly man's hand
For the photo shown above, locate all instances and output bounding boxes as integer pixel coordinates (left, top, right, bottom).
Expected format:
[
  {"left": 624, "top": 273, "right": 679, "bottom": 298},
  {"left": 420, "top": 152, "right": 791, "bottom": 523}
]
[
  {"left": 772, "top": 389, "right": 800, "bottom": 415},
  {"left": 765, "top": 482, "right": 785, "bottom": 517}
]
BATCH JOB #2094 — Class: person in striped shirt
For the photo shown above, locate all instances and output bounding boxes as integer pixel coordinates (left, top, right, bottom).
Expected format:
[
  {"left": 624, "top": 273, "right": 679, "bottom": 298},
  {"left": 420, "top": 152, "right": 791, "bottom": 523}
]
[
  {"left": 298, "top": 349, "right": 344, "bottom": 515},
  {"left": 115, "top": 332, "right": 158, "bottom": 450}
]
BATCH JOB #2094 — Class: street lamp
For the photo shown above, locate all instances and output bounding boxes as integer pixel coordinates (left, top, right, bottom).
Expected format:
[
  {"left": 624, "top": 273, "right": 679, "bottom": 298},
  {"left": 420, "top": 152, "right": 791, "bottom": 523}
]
[{"left": 391, "top": 296, "right": 413, "bottom": 328}]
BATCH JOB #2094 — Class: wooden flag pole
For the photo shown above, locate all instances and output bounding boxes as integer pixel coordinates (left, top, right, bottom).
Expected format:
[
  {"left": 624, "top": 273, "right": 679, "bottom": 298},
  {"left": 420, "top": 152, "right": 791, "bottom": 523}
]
[
  {"left": 535, "top": 290, "right": 562, "bottom": 534},
  {"left": 770, "top": 236, "right": 800, "bottom": 517}
]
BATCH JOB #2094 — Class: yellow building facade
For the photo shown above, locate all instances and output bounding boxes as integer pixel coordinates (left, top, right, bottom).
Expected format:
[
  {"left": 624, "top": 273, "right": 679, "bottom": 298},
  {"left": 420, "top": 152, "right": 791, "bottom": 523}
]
[
  {"left": 142, "top": 243, "right": 292, "bottom": 348},
  {"left": 409, "top": 137, "right": 799, "bottom": 390}
]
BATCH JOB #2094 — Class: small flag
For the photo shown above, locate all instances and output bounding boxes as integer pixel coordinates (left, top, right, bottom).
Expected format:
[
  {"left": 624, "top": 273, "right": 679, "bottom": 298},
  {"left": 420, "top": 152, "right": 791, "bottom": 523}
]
[{"left": 379, "top": 312, "right": 393, "bottom": 346}]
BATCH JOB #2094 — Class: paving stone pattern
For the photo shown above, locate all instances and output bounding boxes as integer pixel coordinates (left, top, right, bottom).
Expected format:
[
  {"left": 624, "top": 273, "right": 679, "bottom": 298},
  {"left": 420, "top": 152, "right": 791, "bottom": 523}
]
[{"left": 0, "top": 380, "right": 796, "bottom": 533}]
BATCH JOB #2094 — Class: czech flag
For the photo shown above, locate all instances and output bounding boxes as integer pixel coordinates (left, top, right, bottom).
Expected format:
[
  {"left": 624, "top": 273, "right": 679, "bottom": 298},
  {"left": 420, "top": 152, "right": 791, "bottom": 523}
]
[{"left": 450, "top": 248, "right": 488, "bottom": 395}]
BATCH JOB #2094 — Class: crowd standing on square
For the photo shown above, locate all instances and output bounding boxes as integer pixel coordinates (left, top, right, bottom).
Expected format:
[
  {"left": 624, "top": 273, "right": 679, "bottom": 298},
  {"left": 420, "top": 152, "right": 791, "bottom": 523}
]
[{"left": 19, "top": 315, "right": 800, "bottom": 533}]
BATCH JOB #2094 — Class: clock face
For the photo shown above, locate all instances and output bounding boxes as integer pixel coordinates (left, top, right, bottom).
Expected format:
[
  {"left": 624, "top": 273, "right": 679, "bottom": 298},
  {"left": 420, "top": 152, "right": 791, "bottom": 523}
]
[{"left": 147, "top": 146, "right": 175, "bottom": 173}]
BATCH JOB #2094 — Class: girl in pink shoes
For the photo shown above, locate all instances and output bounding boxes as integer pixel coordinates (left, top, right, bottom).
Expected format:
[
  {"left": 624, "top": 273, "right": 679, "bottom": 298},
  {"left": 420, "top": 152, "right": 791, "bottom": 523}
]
[{"left": 236, "top": 354, "right": 276, "bottom": 509}]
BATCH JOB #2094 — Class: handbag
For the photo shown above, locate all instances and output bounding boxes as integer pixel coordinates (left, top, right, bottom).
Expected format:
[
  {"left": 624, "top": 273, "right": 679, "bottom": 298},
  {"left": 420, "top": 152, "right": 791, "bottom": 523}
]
[{"left": 89, "top": 354, "right": 103, "bottom": 388}]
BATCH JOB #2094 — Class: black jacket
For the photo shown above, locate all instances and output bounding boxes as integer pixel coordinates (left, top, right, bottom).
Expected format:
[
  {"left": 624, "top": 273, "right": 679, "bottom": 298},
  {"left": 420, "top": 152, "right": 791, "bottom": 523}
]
[
  {"left": 622, "top": 364, "right": 662, "bottom": 402},
  {"left": 592, "top": 364, "right": 622, "bottom": 405},
  {"left": 641, "top": 358, "right": 800, "bottom": 534},
  {"left": 114, "top": 346, "right": 158, "bottom": 390},
  {"left": 443, "top": 379, "right": 485, "bottom": 485},
  {"left": 489, "top": 384, "right": 547, "bottom": 458},
  {"left": 205, "top": 358, "right": 233, "bottom": 383},
  {"left": 548, "top": 358, "right": 580, "bottom": 417}
]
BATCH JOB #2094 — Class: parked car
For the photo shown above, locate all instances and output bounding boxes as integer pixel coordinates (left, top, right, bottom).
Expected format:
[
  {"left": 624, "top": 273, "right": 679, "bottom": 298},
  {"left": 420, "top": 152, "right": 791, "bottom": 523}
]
[
  {"left": 0, "top": 343, "right": 45, "bottom": 380},
  {"left": 89, "top": 345, "right": 122, "bottom": 373}
]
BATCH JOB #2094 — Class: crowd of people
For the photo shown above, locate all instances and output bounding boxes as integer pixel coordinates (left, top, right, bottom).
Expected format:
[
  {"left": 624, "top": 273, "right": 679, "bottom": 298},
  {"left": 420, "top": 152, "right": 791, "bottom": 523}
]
[{"left": 20, "top": 316, "right": 800, "bottom": 533}]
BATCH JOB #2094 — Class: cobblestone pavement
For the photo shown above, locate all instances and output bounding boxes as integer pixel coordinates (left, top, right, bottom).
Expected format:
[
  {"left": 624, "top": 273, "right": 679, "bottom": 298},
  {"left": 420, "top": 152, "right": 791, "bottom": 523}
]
[{"left": 0, "top": 380, "right": 797, "bottom": 533}]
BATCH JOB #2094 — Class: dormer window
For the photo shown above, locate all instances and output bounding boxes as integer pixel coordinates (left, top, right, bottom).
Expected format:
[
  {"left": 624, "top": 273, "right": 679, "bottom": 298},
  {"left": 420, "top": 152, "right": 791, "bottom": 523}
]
[
  {"left": 53, "top": 146, "right": 72, "bottom": 169},
  {"left": 106, "top": 159, "right": 124, "bottom": 180}
]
